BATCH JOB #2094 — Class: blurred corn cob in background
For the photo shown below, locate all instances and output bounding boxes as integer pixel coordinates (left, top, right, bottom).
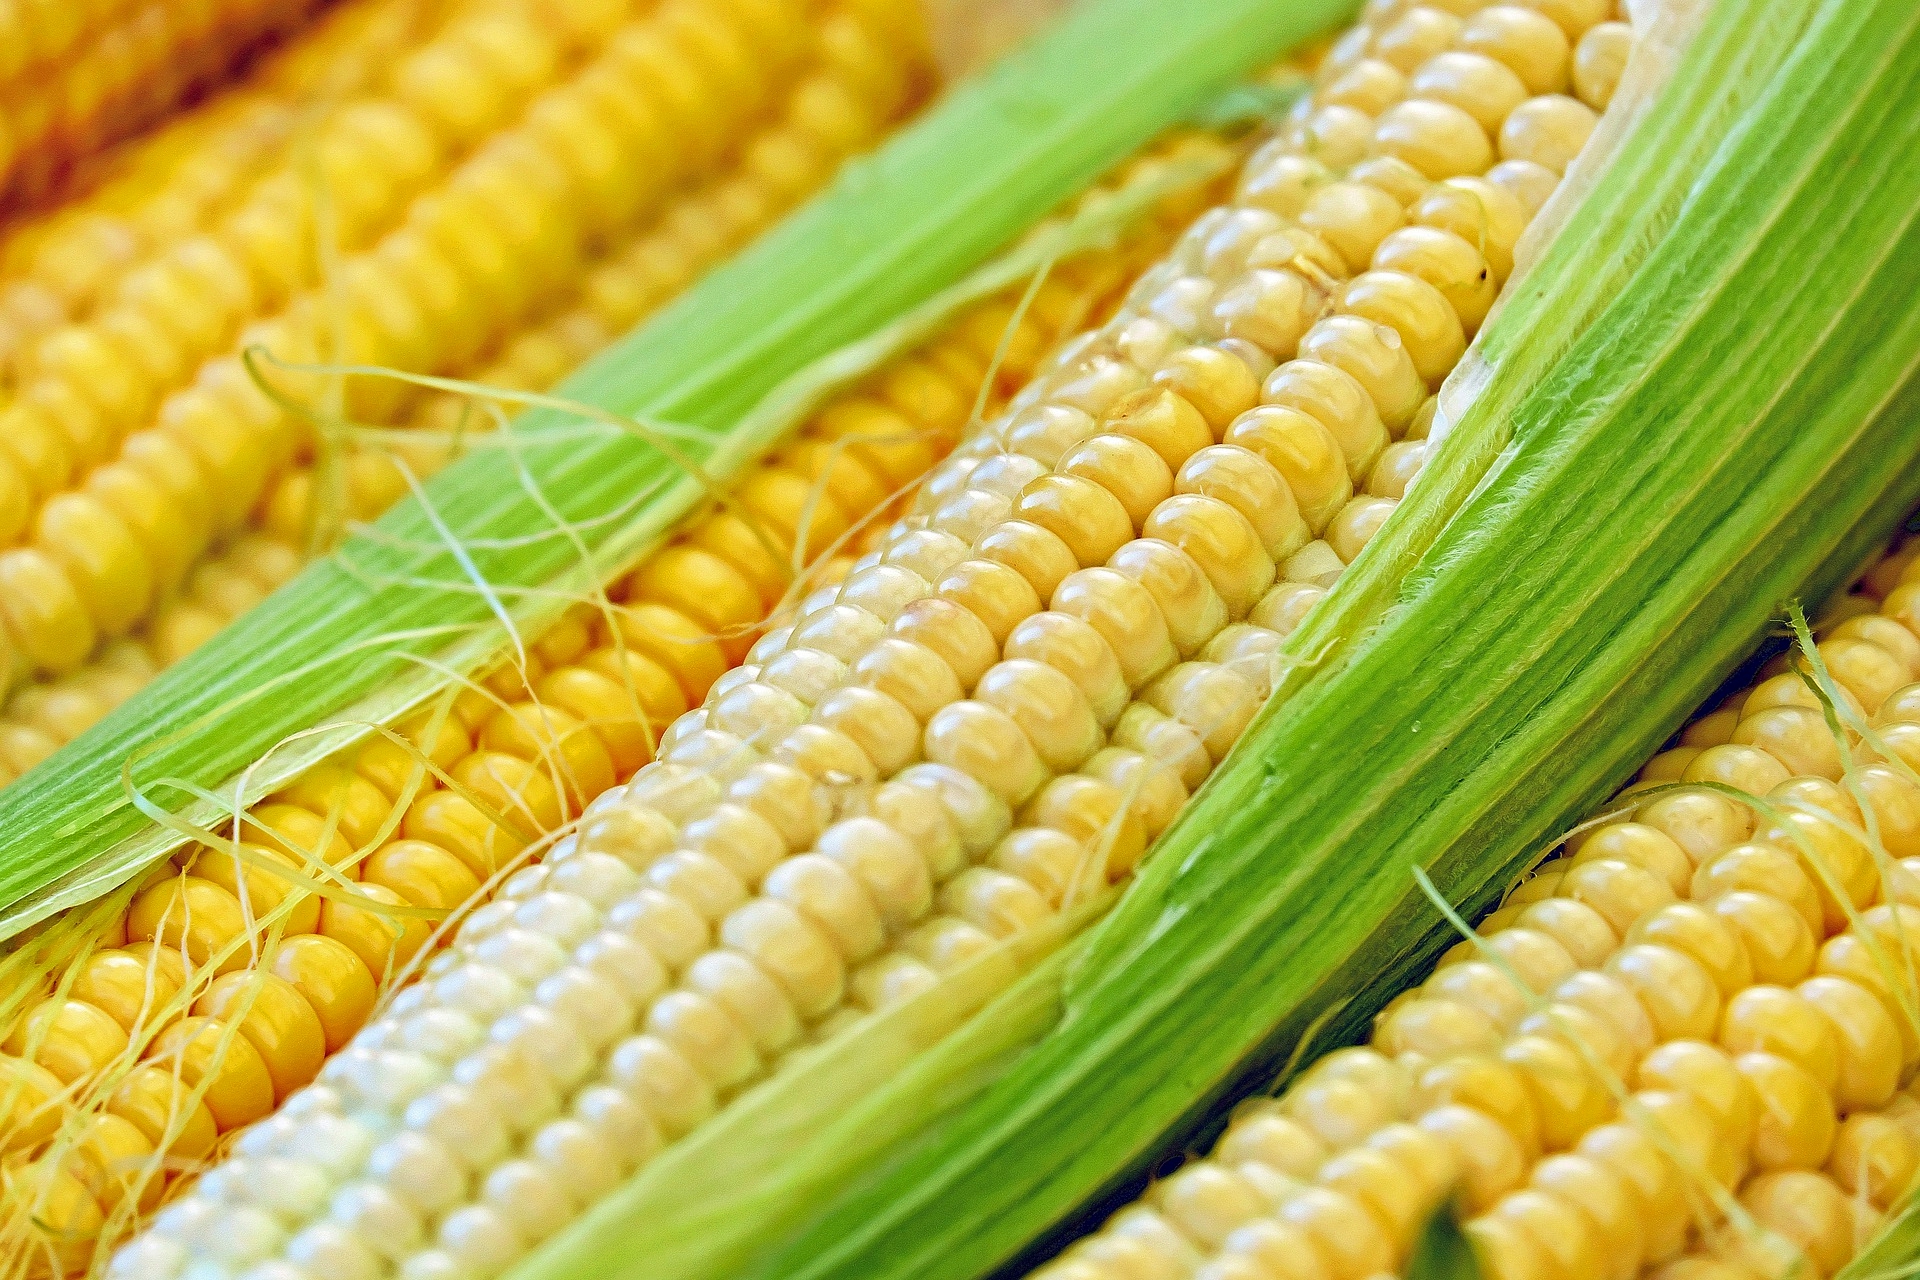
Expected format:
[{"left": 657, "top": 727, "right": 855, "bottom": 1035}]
[
  {"left": 0, "top": 114, "right": 1232, "bottom": 1271},
  {"left": 0, "top": 0, "right": 330, "bottom": 209},
  {"left": 0, "top": 0, "right": 944, "bottom": 787}
]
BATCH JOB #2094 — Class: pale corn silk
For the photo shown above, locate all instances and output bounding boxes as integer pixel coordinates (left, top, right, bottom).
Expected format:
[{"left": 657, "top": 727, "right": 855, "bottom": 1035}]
[{"left": 108, "top": 4, "right": 1634, "bottom": 1280}]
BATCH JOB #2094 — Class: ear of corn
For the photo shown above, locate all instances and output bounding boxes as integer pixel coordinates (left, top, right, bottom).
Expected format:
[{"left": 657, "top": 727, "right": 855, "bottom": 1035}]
[
  {"left": 0, "top": 0, "right": 1359, "bottom": 932},
  {"left": 1025, "top": 557, "right": 1920, "bottom": 1280},
  {"left": 534, "top": 0, "right": 1920, "bottom": 1275}
]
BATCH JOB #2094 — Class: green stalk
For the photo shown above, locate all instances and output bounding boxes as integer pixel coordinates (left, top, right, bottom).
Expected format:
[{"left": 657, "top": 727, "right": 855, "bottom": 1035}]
[
  {"left": 0, "top": 0, "right": 1358, "bottom": 939},
  {"left": 560, "top": 0, "right": 1920, "bottom": 1276}
]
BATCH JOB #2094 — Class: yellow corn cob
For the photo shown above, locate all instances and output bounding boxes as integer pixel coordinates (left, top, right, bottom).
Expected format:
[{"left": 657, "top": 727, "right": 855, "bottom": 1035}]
[
  {"left": 1027, "top": 538, "right": 1920, "bottom": 1280},
  {"left": 0, "top": 0, "right": 937, "bottom": 788},
  {"left": 0, "top": 0, "right": 328, "bottom": 209},
  {"left": 80, "top": 4, "right": 1635, "bottom": 1274},
  {"left": 0, "top": 537, "right": 303, "bottom": 788},
  {"left": 0, "top": 0, "right": 469, "bottom": 386},
  {"left": 257, "top": 0, "right": 942, "bottom": 548},
  {"left": 0, "top": 0, "right": 837, "bottom": 693},
  {"left": 0, "top": 137, "right": 1216, "bottom": 1274},
  {"left": 0, "top": 0, "right": 606, "bottom": 539}
]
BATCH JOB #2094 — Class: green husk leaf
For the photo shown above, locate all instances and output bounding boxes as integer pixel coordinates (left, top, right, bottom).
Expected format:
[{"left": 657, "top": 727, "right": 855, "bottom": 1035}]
[
  {"left": 662, "top": 0, "right": 1920, "bottom": 1275},
  {"left": 1406, "top": 1202, "right": 1485, "bottom": 1280},
  {"left": 1843, "top": 1182, "right": 1920, "bottom": 1280},
  {"left": 0, "top": 0, "right": 1360, "bottom": 940},
  {"left": 1183, "top": 75, "right": 1311, "bottom": 131}
]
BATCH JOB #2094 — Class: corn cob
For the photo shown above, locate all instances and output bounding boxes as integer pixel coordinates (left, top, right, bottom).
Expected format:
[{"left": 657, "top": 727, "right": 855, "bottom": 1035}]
[
  {"left": 0, "top": 0, "right": 466, "bottom": 386},
  {"left": 0, "top": 136, "right": 1218, "bottom": 1275},
  {"left": 1025, "top": 538, "right": 1920, "bottom": 1280},
  {"left": 0, "top": 0, "right": 838, "bottom": 694},
  {"left": 0, "top": 0, "right": 329, "bottom": 209},
  {"left": 79, "top": 5, "right": 1635, "bottom": 1275},
  {"left": 0, "top": 0, "right": 937, "bottom": 788}
]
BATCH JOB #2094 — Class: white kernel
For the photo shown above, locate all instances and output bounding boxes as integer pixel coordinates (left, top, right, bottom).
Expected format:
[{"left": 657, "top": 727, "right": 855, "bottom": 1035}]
[
  {"left": 573, "top": 931, "right": 669, "bottom": 1006},
  {"left": 284, "top": 1222, "right": 380, "bottom": 1280},
  {"left": 232, "top": 1116, "right": 300, "bottom": 1159},
  {"left": 234, "top": 1263, "right": 314, "bottom": 1280},
  {"left": 472, "top": 927, "right": 570, "bottom": 984},
  {"left": 606, "top": 1035, "right": 717, "bottom": 1138},
  {"left": 572, "top": 1085, "right": 661, "bottom": 1171},
  {"left": 250, "top": 1158, "right": 333, "bottom": 1221},
  {"left": 398, "top": 1251, "right": 466, "bottom": 1280},
  {"left": 437, "top": 1205, "right": 526, "bottom": 1277},
  {"left": 199, "top": 1205, "right": 284, "bottom": 1266},
  {"left": 433, "top": 964, "right": 529, "bottom": 1022},
  {"left": 605, "top": 890, "right": 710, "bottom": 972},
  {"left": 514, "top": 891, "right": 603, "bottom": 948},
  {"left": 685, "top": 949, "right": 801, "bottom": 1052},
  {"left": 450, "top": 1046, "right": 563, "bottom": 1131},
  {"left": 546, "top": 851, "right": 643, "bottom": 908},
  {"left": 366, "top": 1131, "right": 468, "bottom": 1217},
  {"left": 482, "top": 1159, "right": 576, "bottom": 1242},
  {"left": 398, "top": 1008, "right": 487, "bottom": 1062},
  {"left": 627, "top": 759, "right": 726, "bottom": 818},
  {"left": 282, "top": 1085, "right": 342, "bottom": 1118},
  {"left": 500, "top": 865, "right": 550, "bottom": 901},
  {"left": 818, "top": 817, "right": 933, "bottom": 930},
  {"left": 330, "top": 1182, "right": 424, "bottom": 1258},
  {"left": 334, "top": 1108, "right": 397, "bottom": 1160},
  {"left": 402, "top": 1084, "right": 510, "bottom": 1171},
  {"left": 535, "top": 964, "right": 639, "bottom": 1049},
  {"left": 338, "top": 1049, "right": 444, "bottom": 1114},
  {"left": 893, "top": 763, "right": 1011, "bottom": 857},
  {"left": 488, "top": 1005, "right": 594, "bottom": 1088},
  {"left": 108, "top": 1236, "right": 189, "bottom": 1280},
  {"left": 454, "top": 900, "right": 517, "bottom": 948},
  {"left": 530, "top": 1117, "right": 623, "bottom": 1206}
]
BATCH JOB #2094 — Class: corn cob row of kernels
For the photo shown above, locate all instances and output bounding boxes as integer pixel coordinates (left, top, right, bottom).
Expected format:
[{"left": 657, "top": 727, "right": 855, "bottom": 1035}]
[
  {"left": 0, "top": 0, "right": 574, "bottom": 632},
  {"left": 0, "top": 0, "right": 937, "bottom": 783},
  {"left": 256, "top": 2, "right": 938, "bottom": 549},
  {"left": 0, "top": 0, "right": 823, "bottom": 694},
  {"left": 0, "top": 0, "right": 328, "bottom": 210},
  {"left": 0, "top": 0, "right": 616, "bottom": 533},
  {"left": 0, "top": 0, "right": 512, "bottom": 384},
  {"left": 0, "top": 534, "right": 303, "bottom": 789},
  {"left": 1023, "top": 572, "right": 1920, "bottom": 1277},
  {"left": 94, "top": 5, "right": 1638, "bottom": 1273},
  {"left": 0, "top": 134, "right": 1193, "bottom": 1276}
]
